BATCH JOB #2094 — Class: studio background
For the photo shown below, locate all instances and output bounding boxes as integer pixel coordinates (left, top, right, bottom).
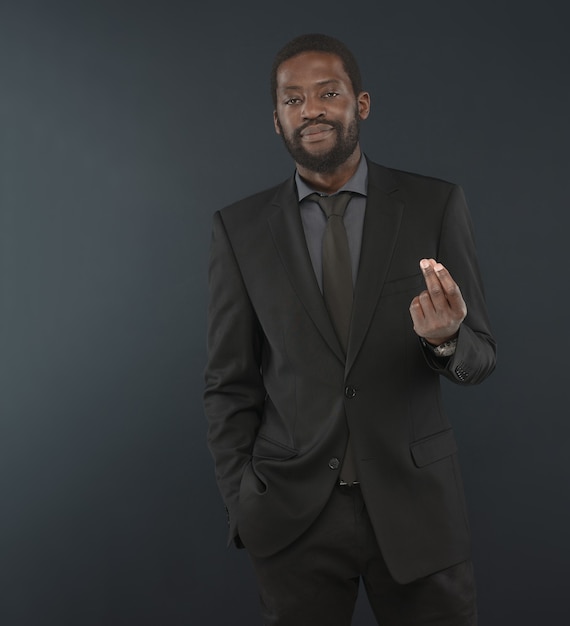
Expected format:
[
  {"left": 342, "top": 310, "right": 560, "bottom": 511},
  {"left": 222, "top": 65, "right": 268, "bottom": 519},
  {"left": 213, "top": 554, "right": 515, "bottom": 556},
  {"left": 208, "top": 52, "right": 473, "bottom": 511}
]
[{"left": 1, "top": 1, "right": 567, "bottom": 624}]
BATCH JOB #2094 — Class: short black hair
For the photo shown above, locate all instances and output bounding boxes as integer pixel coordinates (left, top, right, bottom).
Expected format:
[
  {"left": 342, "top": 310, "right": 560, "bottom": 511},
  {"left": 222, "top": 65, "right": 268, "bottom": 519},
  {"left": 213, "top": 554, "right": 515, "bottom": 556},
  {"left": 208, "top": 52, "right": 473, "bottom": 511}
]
[{"left": 270, "top": 33, "right": 363, "bottom": 107}]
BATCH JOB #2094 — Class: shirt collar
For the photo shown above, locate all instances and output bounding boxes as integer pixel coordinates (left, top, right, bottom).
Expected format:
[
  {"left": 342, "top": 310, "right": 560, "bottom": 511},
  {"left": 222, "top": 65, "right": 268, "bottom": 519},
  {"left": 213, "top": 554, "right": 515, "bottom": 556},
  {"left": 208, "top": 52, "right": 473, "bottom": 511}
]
[{"left": 295, "top": 155, "right": 368, "bottom": 202}]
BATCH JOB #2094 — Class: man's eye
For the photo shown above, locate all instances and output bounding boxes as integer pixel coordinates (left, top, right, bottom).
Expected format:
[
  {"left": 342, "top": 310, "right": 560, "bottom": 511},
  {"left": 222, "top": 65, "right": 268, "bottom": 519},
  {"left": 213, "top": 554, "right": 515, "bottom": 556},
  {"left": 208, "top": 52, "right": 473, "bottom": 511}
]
[
  {"left": 323, "top": 92, "right": 339, "bottom": 98},
  {"left": 284, "top": 98, "right": 301, "bottom": 105}
]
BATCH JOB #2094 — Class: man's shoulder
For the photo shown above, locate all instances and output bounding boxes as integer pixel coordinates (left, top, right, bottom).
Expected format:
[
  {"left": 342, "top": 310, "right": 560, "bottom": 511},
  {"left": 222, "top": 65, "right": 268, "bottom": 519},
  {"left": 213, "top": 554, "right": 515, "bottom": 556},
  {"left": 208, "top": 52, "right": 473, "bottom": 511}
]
[
  {"left": 367, "top": 160, "right": 457, "bottom": 196},
  {"left": 219, "top": 176, "right": 294, "bottom": 220}
]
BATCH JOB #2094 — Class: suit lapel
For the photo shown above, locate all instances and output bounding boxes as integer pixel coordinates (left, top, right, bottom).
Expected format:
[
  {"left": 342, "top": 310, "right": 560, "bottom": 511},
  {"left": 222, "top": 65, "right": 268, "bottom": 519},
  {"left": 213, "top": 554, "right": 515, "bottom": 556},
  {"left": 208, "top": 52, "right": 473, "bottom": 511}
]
[
  {"left": 267, "top": 178, "right": 346, "bottom": 363},
  {"left": 346, "top": 163, "right": 404, "bottom": 374},
  {"left": 266, "top": 162, "right": 404, "bottom": 371}
]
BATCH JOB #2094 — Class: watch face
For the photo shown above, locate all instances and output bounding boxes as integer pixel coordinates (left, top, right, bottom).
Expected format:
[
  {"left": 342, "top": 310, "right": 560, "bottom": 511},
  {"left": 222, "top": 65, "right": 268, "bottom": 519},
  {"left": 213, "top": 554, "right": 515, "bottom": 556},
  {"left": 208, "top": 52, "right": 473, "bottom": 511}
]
[
  {"left": 434, "top": 340, "right": 457, "bottom": 357},
  {"left": 421, "top": 337, "right": 457, "bottom": 357}
]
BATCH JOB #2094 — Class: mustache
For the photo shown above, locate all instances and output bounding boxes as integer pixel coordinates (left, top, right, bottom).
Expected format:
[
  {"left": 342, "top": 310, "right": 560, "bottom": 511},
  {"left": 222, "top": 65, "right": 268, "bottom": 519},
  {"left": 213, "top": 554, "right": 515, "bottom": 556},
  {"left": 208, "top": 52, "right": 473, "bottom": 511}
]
[{"left": 293, "top": 119, "right": 343, "bottom": 140}]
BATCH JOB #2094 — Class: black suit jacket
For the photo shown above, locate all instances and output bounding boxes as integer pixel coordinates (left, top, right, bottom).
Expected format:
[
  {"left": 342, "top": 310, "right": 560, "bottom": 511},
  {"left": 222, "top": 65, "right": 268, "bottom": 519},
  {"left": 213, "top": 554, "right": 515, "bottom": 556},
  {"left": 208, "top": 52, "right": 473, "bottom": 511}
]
[{"left": 204, "top": 159, "right": 496, "bottom": 584}]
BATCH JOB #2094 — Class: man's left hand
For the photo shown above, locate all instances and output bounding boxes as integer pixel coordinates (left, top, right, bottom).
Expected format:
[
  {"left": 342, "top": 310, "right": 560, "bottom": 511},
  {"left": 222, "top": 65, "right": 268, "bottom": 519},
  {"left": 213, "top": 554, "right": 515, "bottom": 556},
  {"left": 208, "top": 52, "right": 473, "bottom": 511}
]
[{"left": 409, "top": 258, "right": 467, "bottom": 345}]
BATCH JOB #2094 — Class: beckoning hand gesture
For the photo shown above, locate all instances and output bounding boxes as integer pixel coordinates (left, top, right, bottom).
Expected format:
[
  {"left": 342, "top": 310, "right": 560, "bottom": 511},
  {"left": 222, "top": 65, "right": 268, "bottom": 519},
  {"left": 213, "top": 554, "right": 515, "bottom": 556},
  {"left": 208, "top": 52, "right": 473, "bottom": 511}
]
[{"left": 409, "top": 258, "right": 467, "bottom": 345}]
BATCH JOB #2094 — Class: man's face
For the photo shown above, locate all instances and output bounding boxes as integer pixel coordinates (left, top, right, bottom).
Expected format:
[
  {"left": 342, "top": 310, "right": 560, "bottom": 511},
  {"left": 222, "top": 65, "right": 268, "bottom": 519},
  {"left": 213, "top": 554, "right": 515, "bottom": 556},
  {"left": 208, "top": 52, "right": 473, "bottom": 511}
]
[{"left": 273, "top": 51, "right": 370, "bottom": 174}]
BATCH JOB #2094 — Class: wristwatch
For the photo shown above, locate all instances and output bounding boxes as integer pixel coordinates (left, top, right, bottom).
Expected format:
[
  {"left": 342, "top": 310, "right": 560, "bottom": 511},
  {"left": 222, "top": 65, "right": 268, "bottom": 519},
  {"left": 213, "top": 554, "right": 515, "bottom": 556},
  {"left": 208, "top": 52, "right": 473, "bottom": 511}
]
[{"left": 421, "top": 337, "right": 458, "bottom": 357}]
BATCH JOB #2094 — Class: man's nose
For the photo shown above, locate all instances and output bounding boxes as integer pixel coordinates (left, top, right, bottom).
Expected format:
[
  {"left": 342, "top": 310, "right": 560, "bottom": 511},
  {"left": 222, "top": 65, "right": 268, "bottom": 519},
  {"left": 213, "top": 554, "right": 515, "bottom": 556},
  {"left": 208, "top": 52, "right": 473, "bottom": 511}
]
[{"left": 301, "top": 95, "right": 326, "bottom": 120}]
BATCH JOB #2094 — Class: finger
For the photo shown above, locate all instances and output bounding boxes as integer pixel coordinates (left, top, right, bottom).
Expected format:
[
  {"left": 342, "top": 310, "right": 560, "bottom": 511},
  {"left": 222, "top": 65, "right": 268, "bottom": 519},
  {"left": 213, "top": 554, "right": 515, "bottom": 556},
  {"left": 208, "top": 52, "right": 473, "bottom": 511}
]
[
  {"left": 433, "top": 262, "right": 460, "bottom": 293},
  {"left": 410, "top": 290, "right": 436, "bottom": 330},
  {"left": 419, "top": 259, "right": 447, "bottom": 306},
  {"left": 409, "top": 295, "right": 425, "bottom": 323},
  {"left": 409, "top": 295, "right": 427, "bottom": 336},
  {"left": 418, "top": 289, "right": 436, "bottom": 315},
  {"left": 432, "top": 263, "right": 467, "bottom": 313}
]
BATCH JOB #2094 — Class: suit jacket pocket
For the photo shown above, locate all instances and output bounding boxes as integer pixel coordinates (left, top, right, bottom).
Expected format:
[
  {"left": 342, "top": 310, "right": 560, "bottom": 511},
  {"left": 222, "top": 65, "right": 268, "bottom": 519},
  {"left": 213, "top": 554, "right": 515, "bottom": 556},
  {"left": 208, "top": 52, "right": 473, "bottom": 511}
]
[
  {"left": 380, "top": 272, "right": 423, "bottom": 297},
  {"left": 252, "top": 433, "right": 298, "bottom": 460},
  {"left": 410, "top": 429, "right": 458, "bottom": 468}
]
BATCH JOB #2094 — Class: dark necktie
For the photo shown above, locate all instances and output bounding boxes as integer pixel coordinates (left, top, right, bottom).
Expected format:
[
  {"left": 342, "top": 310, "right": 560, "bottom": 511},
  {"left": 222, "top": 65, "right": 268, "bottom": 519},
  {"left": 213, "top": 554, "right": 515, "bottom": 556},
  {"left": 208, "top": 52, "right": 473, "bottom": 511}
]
[{"left": 309, "top": 191, "right": 357, "bottom": 485}]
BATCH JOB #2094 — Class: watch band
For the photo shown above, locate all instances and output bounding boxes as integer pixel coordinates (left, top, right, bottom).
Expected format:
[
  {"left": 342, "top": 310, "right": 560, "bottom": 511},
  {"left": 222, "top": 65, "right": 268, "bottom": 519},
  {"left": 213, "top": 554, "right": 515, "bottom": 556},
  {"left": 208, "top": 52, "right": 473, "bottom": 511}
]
[{"left": 421, "top": 337, "right": 457, "bottom": 357}]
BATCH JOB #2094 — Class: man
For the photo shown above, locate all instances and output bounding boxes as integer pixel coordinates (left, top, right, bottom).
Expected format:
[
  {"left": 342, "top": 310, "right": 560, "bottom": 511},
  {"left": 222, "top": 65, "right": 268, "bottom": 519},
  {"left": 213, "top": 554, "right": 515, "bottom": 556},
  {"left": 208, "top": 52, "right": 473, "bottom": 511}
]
[{"left": 204, "top": 33, "right": 495, "bottom": 626}]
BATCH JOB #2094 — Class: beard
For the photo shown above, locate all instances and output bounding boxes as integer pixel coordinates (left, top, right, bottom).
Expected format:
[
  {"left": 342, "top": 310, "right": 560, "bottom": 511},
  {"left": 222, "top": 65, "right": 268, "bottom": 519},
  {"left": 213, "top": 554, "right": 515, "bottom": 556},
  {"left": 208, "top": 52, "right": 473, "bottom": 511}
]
[{"left": 276, "top": 109, "right": 360, "bottom": 174}]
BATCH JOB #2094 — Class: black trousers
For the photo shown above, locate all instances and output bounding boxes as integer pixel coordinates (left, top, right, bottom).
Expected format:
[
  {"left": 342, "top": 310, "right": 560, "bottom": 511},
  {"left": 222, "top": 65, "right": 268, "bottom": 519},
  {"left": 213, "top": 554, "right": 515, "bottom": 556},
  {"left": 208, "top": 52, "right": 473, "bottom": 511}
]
[{"left": 248, "top": 484, "right": 477, "bottom": 626}]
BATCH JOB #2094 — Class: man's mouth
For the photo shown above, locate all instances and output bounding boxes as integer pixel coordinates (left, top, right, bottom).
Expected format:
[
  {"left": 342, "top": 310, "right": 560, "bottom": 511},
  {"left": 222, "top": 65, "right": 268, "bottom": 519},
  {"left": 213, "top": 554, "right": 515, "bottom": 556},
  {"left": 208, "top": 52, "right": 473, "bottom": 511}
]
[{"left": 300, "top": 123, "right": 334, "bottom": 137}]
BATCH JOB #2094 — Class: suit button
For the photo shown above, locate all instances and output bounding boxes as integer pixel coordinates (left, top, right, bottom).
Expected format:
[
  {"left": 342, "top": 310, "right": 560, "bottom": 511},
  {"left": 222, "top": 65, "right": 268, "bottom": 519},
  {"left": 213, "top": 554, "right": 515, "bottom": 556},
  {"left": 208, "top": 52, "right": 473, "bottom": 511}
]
[
  {"left": 328, "top": 457, "right": 340, "bottom": 470},
  {"left": 344, "top": 386, "right": 357, "bottom": 399}
]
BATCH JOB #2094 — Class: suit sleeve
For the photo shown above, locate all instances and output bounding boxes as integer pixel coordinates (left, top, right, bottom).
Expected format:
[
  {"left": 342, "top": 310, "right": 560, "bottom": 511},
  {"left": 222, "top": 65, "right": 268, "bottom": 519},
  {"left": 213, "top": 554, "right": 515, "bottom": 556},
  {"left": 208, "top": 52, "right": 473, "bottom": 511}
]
[
  {"left": 203, "top": 211, "right": 265, "bottom": 545},
  {"left": 424, "top": 185, "right": 497, "bottom": 384}
]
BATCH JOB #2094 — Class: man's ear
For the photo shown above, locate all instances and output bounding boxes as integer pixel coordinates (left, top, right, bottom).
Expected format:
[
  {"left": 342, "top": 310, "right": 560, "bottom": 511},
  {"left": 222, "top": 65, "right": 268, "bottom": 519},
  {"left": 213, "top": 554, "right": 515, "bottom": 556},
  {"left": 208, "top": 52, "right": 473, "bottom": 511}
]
[
  {"left": 357, "top": 91, "right": 371, "bottom": 121},
  {"left": 273, "top": 111, "right": 282, "bottom": 135}
]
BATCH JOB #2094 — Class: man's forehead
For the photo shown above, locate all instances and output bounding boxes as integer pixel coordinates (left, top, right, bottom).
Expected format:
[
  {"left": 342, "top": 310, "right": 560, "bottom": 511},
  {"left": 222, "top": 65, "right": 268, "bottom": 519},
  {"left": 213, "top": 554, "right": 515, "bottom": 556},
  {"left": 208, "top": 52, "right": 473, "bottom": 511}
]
[
  {"left": 280, "top": 78, "right": 342, "bottom": 92},
  {"left": 276, "top": 52, "right": 349, "bottom": 89}
]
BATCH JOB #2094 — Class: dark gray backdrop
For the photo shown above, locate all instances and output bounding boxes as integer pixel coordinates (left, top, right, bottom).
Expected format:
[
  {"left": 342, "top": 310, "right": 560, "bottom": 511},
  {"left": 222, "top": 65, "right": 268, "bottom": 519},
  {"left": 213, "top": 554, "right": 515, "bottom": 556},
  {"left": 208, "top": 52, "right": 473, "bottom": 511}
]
[{"left": 1, "top": 1, "right": 568, "bottom": 624}]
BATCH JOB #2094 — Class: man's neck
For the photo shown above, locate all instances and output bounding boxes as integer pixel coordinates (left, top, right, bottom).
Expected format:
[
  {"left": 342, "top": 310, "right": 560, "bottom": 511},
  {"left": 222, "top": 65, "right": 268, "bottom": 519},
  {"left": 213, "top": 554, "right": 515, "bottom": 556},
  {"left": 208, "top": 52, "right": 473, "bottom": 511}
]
[{"left": 296, "top": 146, "right": 362, "bottom": 195}]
